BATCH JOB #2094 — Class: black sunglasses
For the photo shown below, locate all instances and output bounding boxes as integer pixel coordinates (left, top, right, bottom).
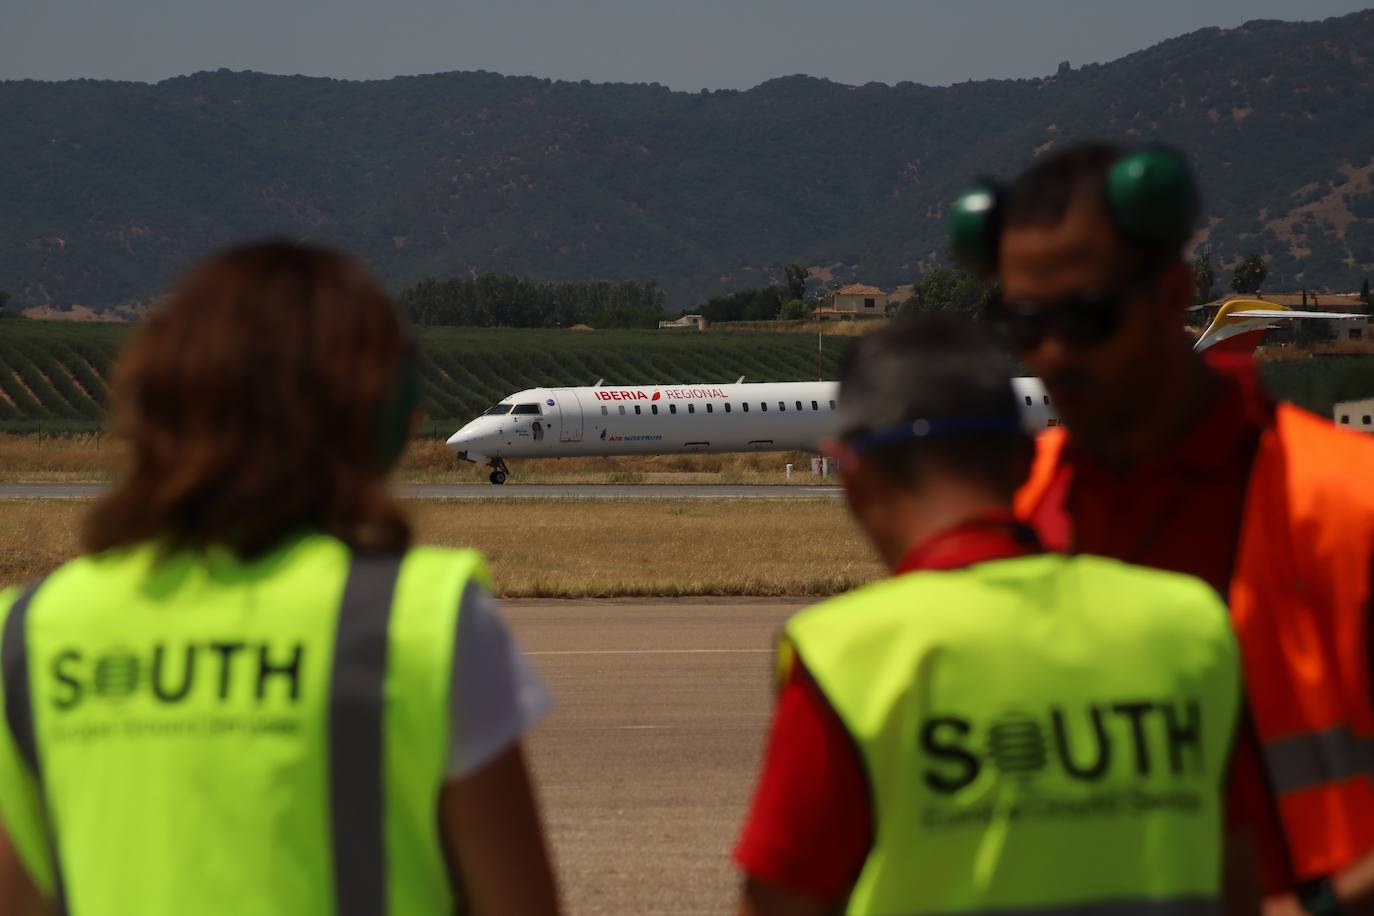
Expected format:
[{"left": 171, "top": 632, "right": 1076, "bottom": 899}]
[{"left": 992, "top": 264, "right": 1164, "bottom": 350}]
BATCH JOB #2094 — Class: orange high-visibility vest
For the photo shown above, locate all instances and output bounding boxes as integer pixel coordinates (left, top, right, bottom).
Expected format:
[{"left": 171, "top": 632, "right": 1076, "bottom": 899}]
[{"left": 1016, "top": 403, "right": 1374, "bottom": 879}]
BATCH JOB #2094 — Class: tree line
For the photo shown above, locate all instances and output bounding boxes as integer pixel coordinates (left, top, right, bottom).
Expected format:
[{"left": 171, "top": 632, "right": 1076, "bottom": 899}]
[{"left": 398, "top": 274, "right": 667, "bottom": 328}]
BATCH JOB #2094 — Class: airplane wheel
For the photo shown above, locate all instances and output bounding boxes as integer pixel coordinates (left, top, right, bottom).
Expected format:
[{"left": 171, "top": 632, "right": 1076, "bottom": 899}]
[{"left": 489, "top": 470, "right": 508, "bottom": 485}]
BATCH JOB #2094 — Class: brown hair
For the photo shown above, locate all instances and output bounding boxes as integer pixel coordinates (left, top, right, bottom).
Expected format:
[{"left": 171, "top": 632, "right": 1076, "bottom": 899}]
[{"left": 85, "top": 241, "right": 413, "bottom": 559}]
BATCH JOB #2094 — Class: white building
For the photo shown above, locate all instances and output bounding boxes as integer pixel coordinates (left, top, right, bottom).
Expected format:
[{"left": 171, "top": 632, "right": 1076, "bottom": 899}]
[
  {"left": 1334, "top": 398, "right": 1374, "bottom": 434},
  {"left": 658, "top": 314, "right": 706, "bottom": 330}
]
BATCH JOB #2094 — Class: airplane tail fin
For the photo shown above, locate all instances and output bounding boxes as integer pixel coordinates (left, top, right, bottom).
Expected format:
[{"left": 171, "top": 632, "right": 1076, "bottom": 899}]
[{"left": 1194, "top": 298, "right": 1366, "bottom": 356}]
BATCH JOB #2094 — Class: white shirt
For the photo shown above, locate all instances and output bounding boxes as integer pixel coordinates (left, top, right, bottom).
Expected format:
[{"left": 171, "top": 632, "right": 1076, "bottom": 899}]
[{"left": 446, "top": 583, "right": 551, "bottom": 780}]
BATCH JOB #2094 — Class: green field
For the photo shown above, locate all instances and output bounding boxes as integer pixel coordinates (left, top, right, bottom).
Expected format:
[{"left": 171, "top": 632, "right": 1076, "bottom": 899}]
[
  {"left": 2, "top": 320, "right": 1372, "bottom": 434},
  {"left": 0, "top": 321, "right": 854, "bottom": 434}
]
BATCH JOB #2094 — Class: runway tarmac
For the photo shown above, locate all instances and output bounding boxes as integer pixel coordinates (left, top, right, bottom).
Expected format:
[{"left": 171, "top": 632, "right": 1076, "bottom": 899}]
[
  {"left": 0, "top": 482, "right": 843, "bottom": 501},
  {"left": 506, "top": 600, "right": 798, "bottom": 916}
]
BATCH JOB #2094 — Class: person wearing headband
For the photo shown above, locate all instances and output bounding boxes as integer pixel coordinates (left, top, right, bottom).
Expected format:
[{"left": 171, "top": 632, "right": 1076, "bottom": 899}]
[{"left": 734, "top": 314, "right": 1241, "bottom": 916}]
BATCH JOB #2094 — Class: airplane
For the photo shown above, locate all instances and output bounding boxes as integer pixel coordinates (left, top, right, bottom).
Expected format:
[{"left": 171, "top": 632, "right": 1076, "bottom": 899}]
[{"left": 446, "top": 299, "right": 1366, "bottom": 484}]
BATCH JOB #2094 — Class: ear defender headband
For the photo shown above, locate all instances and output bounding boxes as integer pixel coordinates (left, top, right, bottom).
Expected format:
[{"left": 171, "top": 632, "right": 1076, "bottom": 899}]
[
  {"left": 373, "top": 352, "right": 421, "bottom": 470},
  {"left": 948, "top": 146, "right": 1200, "bottom": 276}
]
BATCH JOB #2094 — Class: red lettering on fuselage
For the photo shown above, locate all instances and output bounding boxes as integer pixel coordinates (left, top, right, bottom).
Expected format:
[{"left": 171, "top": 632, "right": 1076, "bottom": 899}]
[
  {"left": 665, "top": 388, "right": 727, "bottom": 400},
  {"left": 593, "top": 390, "right": 651, "bottom": 401}
]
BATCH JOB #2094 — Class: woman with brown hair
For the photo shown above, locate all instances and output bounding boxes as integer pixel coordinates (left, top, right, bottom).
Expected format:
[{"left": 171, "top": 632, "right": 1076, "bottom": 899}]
[{"left": 0, "top": 241, "right": 560, "bottom": 915}]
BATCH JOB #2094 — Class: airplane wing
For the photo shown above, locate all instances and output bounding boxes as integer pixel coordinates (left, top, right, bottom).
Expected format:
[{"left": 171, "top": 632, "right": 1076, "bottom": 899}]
[
  {"left": 1224, "top": 309, "right": 1366, "bottom": 320},
  {"left": 1195, "top": 299, "right": 1368, "bottom": 354}
]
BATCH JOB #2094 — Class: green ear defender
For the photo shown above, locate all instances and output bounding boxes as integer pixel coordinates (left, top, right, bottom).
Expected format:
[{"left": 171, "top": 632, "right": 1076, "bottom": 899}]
[
  {"left": 373, "top": 353, "right": 421, "bottom": 470},
  {"left": 947, "top": 146, "right": 1200, "bottom": 275},
  {"left": 948, "top": 182, "right": 1006, "bottom": 277},
  {"left": 1103, "top": 147, "right": 1200, "bottom": 249}
]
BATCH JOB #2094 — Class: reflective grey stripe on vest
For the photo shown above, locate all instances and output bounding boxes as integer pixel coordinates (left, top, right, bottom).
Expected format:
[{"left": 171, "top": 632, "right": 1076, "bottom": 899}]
[
  {"left": 924, "top": 898, "right": 1219, "bottom": 916},
  {"left": 1264, "top": 725, "right": 1374, "bottom": 795},
  {"left": 1, "top": 579, "right": 69, "bottom": 916},
  {"left": 330, "top": 553, "right": 403, "bottom": 916}
]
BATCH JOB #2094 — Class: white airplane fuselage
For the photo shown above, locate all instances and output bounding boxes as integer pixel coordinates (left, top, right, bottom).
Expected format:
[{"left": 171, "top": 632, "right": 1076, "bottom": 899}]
[
  {"left": 445, "top": 300, "right": 1361, "bottom": 477},
  {"left": 446, "top": 379, "right": 1057, "bottom": 465}
]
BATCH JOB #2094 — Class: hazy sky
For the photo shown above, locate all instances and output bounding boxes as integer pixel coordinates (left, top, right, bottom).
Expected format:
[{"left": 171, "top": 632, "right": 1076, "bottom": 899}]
[{"left": 2, "top": 0, "right": 1369, "bottom": 90}]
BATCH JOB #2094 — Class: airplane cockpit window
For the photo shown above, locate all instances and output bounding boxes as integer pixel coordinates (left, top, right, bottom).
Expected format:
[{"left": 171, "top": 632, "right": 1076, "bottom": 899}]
[
  {"left": 511, "top": 404, "right": 543, "bottom": 415},
  {"left": 483, "top": 404, "right": 514, "bottom": 416}
]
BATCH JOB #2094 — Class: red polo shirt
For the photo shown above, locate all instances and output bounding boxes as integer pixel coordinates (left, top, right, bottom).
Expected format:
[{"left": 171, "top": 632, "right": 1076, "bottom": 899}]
[
  {"left": 733, "top": 514, "right": 1038, "bottom": 902},
  {"left": 1021, "top": 356, "right": 1294, "bottom": 892}
]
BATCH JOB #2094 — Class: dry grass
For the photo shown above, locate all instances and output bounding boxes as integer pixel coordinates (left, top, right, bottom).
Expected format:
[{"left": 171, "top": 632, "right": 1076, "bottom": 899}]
[
  {"left": 0, "top": 499, "right": 883, "bottom": 597},
  {"left": 0, "top": 433, "right": 128, "bottom": 482},
  {"left": 0, "top": 434, "right": 831, "bottom": 486}
]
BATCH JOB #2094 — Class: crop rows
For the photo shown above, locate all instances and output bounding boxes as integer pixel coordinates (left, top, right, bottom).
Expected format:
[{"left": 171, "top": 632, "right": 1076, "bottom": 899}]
[
  {"left": 0, "top": 322, "right": 855, "bottom": 433},
  {"left": 5, "top": 321, "right": 1369, "bottom": 435}
]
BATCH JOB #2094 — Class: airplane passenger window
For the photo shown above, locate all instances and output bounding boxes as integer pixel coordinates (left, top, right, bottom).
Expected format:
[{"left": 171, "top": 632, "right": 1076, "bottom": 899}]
[
  {"left": 706, "top": 404, "right": 713, "bottom": 413},
  {"left": 635, "top": 405, "right": 642, "bottom": 415},
  {"left": 670, "top": 404, "right": 678, "bottom": 414},
  {"left": 811, "top": 401, "right": 818, "bottom": 411},
  {"left": 652, "top": 404, "right": 659, "bottom": 415},
  {"left": 796, "top": 401, "right": 803, "bottom": 411},
  {"left": 618, "top": 405, "right": 626, "bottom": 415},
  {"left": 743, "top": 403, "right": 750, "bottom": 413},
  {"left": 1025, "top": 396, "right": 1033, "bottom": 406},
  {"left": 1043, "top": 396, "right": 1050, "bottom": 405},
  {"left": 1365, "top": 415, "right": 1373, "bottom": 425},
  {"left": 1340, "top": 416, "right": 1350, "bottom": 424},
  {"left": 601, "top": 406, "right": 608, "bottom": 416},
  {"left": 828, "top": 400, "right": 836, "bottom": 410},
  {"left": 688, "top": 404, "right": 696, "bottom": 414},
  {"left": 512, "top": 404, "right": 542, "bottom": 415},
  {"left": 725, "top": 403, "right": 732, "bottom": 413},
  {"left": 778, "top": 402, "right": 786, "bottom": 412},
  {"left": 483, "top": 404, "right": 514, "bottom": 416},
  {"left": 761, "top": 403, "right": 767, "bottom": 411}
]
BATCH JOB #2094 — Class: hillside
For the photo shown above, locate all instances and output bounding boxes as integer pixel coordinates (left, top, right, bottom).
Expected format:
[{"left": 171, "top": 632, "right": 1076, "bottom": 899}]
[
  {"left": 2, "top": 10, "right": 1374, "bottom": 310},
  {"left": 2, "top": 321, "right": 1370, "bottom": 435}
]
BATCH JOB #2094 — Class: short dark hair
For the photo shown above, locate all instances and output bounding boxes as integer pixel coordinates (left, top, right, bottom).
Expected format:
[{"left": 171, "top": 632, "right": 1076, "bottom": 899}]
[
  {"left": 1002, "top": 141, "right": 1178, "bottom": 265},
  {"left": 1003, "top": 142, "right": 1123, "bottom": 229},
  {"left": 837, "top": 314, "right": 1032, "bottom": 496}
]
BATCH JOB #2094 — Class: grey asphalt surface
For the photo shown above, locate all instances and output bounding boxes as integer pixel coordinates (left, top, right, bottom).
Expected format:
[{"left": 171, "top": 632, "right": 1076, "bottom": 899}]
[
  {"left": 0, "top": 482, "right": 842, "bottom": 500},
  {"left": 506, "top": 600, "right": 799, "bottom": 916}
]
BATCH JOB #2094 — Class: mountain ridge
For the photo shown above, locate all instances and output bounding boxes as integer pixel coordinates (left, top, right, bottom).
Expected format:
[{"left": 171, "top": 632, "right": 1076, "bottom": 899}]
[{"left": 3, "top": 9, "right": 1373, "bottom": 310}]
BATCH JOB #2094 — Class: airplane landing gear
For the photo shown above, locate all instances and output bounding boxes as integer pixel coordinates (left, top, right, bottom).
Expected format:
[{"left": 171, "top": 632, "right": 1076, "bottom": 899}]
[
  {"left": 487, "top": 457, "right": 510, "bottom": 486},
  {"left": 489, "top": 470, "right": 508, "bottom": 485}
]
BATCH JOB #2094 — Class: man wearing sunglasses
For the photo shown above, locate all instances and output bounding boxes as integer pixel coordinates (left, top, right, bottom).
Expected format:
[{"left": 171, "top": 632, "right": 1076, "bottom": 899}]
[
  {"left": 733, "top": 315, "right": 1242, "bottom": 916},
  {"left": 984, "top": 143, "right": 1374, "bottom": 915}
]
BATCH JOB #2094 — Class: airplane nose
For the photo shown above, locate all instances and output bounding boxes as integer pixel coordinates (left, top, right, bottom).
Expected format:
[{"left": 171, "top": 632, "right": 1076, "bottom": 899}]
[{"left": 446, "top": 423, "right": 478, "bottom": 451}]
